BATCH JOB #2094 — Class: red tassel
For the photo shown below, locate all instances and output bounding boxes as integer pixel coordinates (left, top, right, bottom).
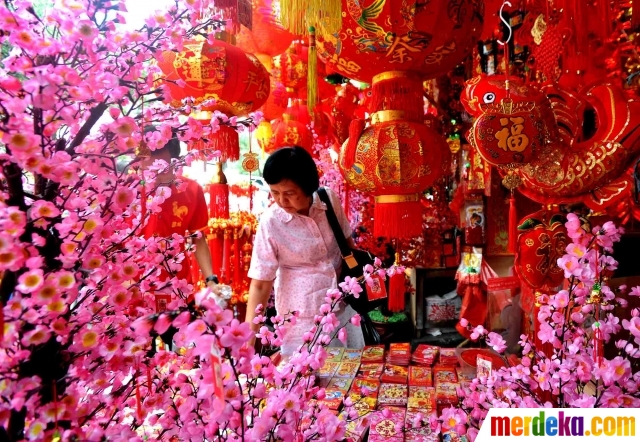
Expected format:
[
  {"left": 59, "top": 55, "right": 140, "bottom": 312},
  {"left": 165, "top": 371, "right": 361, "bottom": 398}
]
[
  {"left": 208, "top": 183, "right": 230, "bottom": 219},
  {"left": 508, "top": 194, "right": 518, "bottom": 254},
  {"left": 222, "top": 234, "right": 233, "bottom": 283},
  {"left": 373, "top": 197, "right": 423, "bottom": 239},
  {"left": 209, "top": 234, "right": 224, "bottom": 278},
  {"left": 233, "top": 235, "right": 241, "bottom": 285},
  {"left": 344, "top": 119, "right": 365, "bottom": 169},
  {"left": 140, "top": 180, "right": 146, "bottom": 220},
  {"left": 194, "top": 125, "right": 239, "bottom": 162},
  {"left": 593, "top": 322, "right": 604, "bottom": 366},
  {"left": 135, "top": 367, "right": 143, "bottom": 421},
  {"left": 370, "top": 72, "right": 423, "bottom": 122},
  {"left": 388, "top": 271, "right": 406, "bottom": 312}
]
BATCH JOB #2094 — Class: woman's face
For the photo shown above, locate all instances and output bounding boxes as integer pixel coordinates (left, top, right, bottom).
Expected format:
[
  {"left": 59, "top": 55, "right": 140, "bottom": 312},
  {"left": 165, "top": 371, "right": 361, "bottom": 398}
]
[{"left": 269, "top": 180, "right": 312, "bottom": 214}]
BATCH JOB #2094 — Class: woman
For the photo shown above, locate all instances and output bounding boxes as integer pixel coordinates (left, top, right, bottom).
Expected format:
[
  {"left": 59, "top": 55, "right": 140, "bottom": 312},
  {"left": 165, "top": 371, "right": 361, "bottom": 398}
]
[{"left": 245, "top": 146, "right": 364, "bottom": 356}]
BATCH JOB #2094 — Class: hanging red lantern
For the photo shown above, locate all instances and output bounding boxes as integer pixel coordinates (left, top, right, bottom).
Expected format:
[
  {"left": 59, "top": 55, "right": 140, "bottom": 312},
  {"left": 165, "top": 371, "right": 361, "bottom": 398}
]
[
  {"left": 157, "top": 38, "right": 270, "bottom": 117},
  {"left": 514, "top": 210, "right": 568, "bottom": 290},
  {"left": 276, "top": 42, "right": 308, "bottom": 95},
  {"left": 235, "top": 0, "right": 294, "bottom": 57},
  {"left": 191, "top": 120, "right": 241, "bottom": 162},
  {"left": 271, "top": 114, "right": 313, "bottom": 153},
  {"left": 315, "top": 0, "right": 483, "bottom": 84},
  {"left": 339, "top": 110, "right": 451, "bottom": 238}
]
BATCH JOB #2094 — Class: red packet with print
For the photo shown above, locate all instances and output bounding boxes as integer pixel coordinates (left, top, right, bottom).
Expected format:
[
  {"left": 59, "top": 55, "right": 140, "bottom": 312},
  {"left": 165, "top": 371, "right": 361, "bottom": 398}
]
[
  {"left": 350, "top": 377, "right": 381, "bottom": 398},
  {"left": 380, "top": 364, "right": 408, "bottom": 384},
  {"left": 326, "top": 347, "right": 345, "bottom": 363},
  {"left": 456, "top": 367, "right": 475, "bottom": 383},
  {"left": 365, "top": 274, "right": 387, "bottom": 301},
  {"left": 387, "top": 342, "right": 411, "bottom": 365},
  {"left": 436, "top": 382, "right": 459, "bottom": 406},
  {"left": 351, "top": 395, "right": 377, "bottom": 412},
  {"left": 369, "top": 406, "right": 406, "bottom": 440},
  {"left": 342, "top": 348, "right": 363, "bottom": 362},
  {"left": 405, "top": 409, "right": 438, "bottom": 438},
  {"left": 477, "top": 355, "right": 492, "bottom": 379},
  {"left": 318, "top": 361, "right": 340, "bottom": 378},
  {"left": 439, "top": 348, "right": 459, "bottom": 365},
  {"left": 361, "top": 345, "right": 385, "bottom": 363},
  {"left": 378, "top": 383, "right": 408, "bottom": 406},
  {"left": 433, "top": 365, "right": 459, "bottom": 385},
  {"left": 155, "top": 294, "right": 171, "bottom": 312},
  {"left": 412, "top": 344, "right": 439, "bottom": 366},
  {"left": 327, "top": 377, "right": 353, "bottom": 393},
  {"left": 318, "top": 388, "right": 344, "bottom": 410},
  {"left": 335, "top": 361, "right": 360, "bottom": 378},
  {"left": 406, "top": 434, "right": 440, "bottom": 442},
  {"left": 409, "top": 366, "right": 433, "bottom": 387},
  {"left": 357, "top": 363, "right": 383, "bottom": 380},
  {"left": 408, "top": 386, "right": 437, "bottom": 410}
]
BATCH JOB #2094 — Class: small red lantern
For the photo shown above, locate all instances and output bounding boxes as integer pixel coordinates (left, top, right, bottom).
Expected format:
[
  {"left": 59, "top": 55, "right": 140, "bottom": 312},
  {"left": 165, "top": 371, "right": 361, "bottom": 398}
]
[
  {"left": 514, "top": 211, "right": 568, "bottom": 290},
  {"left": 271, "top": 114, "right": 313, "bottom": 153},
  {"left": 339, "top": 111, "right": 451, "bottom": 238}
]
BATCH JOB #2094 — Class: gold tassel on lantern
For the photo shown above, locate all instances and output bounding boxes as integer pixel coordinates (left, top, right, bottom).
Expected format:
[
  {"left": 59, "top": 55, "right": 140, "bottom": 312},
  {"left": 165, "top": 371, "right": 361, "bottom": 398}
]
[
  {"left": 279, "top": 0, "right": 309, "bottom": 36},
  {"left": 307, "top": 26, "right": 318, "bottom": 114},
  {"left": 279, "top": 0, "right": 341, "bottom": 37}
]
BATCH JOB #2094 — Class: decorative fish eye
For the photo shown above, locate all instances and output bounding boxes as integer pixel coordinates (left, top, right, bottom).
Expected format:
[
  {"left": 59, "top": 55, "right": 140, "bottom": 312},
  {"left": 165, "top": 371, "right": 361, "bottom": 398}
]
[{"left": 483, "top": 92, "right": 496, "bottom": 104}]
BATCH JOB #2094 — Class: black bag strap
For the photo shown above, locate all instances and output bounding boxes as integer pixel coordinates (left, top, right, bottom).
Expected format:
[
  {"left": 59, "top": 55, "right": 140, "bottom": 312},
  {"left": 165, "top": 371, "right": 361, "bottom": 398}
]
[{"left": 317, "top": 188, "right": 358, "bottom": 269}]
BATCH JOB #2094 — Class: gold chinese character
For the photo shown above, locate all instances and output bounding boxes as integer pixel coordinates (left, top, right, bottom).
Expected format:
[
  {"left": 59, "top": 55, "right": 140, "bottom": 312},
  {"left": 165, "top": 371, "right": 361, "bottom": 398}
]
[
  {"left": 385, "top": 34, "right": 421, "bottom": 64},
  {"left": 495, "top": 117, "right": 529, "bottom": 152}
]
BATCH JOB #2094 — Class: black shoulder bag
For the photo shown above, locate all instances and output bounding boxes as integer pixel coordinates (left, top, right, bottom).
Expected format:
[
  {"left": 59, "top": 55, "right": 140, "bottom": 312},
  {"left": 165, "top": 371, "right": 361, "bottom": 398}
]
[{"left": 317, "top": 188, "right": 384, "bottom": 345}]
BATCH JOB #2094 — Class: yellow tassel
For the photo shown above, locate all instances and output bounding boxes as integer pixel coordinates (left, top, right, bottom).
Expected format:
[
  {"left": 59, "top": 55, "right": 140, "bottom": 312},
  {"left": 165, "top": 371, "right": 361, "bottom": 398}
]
[
  {"left": 279, "top": 0, "right": 310, "bottom": 36},
  {"left": 307, "top": 26, "right": 318, "bottom": 115},
  {"left": 309, "top": 0, "right": 342, "bottom": 38}
]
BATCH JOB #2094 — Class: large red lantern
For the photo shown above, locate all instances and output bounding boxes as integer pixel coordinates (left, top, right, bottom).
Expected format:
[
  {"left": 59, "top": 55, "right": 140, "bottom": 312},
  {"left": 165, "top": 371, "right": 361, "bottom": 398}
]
[
  {"left": 235, "top": 0, "right": 294, "bottom": 58},
  {"left": 514, "top": 211, "right": 568, "bottom": 290},
  {"left": 157, "top": 39, "right": 270, "bottom": 117},
  {"left": 316, "top": 0, "right": 483, "bottom": 84},
  {"left": 339, "top": 111, "right": 451, "bottom": 238}
]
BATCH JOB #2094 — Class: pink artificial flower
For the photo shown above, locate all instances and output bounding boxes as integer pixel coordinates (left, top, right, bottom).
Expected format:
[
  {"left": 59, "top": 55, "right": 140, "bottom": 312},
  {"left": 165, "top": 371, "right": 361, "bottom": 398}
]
[
  {"left": 219, "top": 319, "right": 252, "bottom": 348},
  {"left": 557, "top": 255, "right": 582, "bottom": 278},
  {"left": 30, "top": 200, "right": 60, "bottom": 219},
  {"left": 459, "top": 318, "right": 469, "bottom": 327},
  {"left": 16, "top": 269, "right": 44, "bottom": 294},
  {"left": 441, "top": 407, "right": 467, "bottom": 434},
  {"left": 486, "top": 332, "right": 507, "bottom": 353},
  {"left": 470, "top": 325, "right": 486, "bottom": 340},
  {"left": 338, "top": 328, "right": 347, "bottom": 344},
  {"left": 630, "top": 286, "right": 640, "bottom": 297},
  {"left": 339, "top": 276, "right": 363, "bottom": 298},
  {"left": 550, "top": 291, "right": 569, "bottom": 309},
  {"left": 350, "top": 314, "right": 361, "bottom": 327}
]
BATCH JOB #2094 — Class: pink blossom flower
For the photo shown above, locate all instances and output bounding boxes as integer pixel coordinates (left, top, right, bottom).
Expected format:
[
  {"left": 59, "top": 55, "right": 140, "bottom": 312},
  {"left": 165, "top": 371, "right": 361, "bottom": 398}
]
[
  {"left": 350, "top": 314, "right": 361, "bottom": 326},
  {"left": 338, "top": 328, "right": 347, "bottom": 344},
  {"left": 486, "top": 332, "right": 507, "bottom": 353},
  {"left": 470, "top": 325, "right": 486, "bottom": 340},
  {"left": 16, "top": 269, "right": 44, "bottom": 294},
  {"left": 219, "top": 319, "right": 252, "bottom": 348}
]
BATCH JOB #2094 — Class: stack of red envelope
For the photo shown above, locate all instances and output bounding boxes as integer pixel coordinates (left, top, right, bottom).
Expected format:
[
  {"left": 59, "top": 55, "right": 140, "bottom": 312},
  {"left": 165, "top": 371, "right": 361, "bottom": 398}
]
[
  {"left": 411, "top": 344, "right": 439, "bottom": 366},
  {"left": 386, "top": 343, "right": 411, "bottom": 366}
]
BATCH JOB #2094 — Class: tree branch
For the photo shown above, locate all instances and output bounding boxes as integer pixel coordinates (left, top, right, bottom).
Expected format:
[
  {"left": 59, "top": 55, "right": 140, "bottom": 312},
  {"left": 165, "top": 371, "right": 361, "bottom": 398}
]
[{"left": 65, "top": 102, "right": 109, "bottom": 156}]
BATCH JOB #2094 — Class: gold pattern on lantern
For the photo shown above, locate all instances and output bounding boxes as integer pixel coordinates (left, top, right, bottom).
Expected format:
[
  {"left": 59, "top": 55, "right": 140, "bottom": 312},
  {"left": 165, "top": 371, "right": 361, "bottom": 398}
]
[{"left": 242, "top": 152, "right": 259, "bottom": 172}]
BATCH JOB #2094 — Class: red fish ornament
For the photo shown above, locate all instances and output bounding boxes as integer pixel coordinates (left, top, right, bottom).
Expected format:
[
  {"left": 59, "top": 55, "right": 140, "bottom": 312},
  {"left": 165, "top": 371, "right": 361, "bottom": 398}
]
[{"left": 462, "top": 75, "right": 640, "bottom": 210}]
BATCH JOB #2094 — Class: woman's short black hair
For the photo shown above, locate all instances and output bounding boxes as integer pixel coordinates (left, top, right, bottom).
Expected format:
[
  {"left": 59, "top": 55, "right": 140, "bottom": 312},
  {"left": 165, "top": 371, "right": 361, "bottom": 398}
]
[{"left": 263, "top": 146, "right": 319, "bottom": 196}]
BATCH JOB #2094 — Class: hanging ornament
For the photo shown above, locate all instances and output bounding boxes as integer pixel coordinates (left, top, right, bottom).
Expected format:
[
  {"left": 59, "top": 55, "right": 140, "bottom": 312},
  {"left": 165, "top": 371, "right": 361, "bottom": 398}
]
[{"left": 242, "top": 152, "right": 260, "bottom": 172}]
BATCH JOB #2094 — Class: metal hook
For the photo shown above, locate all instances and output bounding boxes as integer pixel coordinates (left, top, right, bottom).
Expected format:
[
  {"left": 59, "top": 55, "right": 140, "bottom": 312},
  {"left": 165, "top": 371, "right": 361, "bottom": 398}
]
[{"left": 497, "top": 1, "right": 513, "bottom": 46}]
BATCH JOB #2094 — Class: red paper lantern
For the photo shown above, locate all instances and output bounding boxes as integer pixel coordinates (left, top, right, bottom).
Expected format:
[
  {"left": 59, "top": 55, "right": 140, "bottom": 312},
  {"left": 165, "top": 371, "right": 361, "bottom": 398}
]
[
  {"left": 271, "top": 114, "right": 313, "bottom": 153},
  {"left": 339, "top": 111, "right": 451, "bottom": 238},
  {"left": 235, "top": 0, "right": 294, "bottom": 57},
  {"left": 316, "top": 0, "right": 483, "bottom": 83},
  {"left": 157, "top": 39, "right": 270, "bottom": 117},
  {"left": 276, "top": 42, "right": 308, "bottom": 93},
  {"left": 514, "top": 211, "right": 568, "bottom": 290}
]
